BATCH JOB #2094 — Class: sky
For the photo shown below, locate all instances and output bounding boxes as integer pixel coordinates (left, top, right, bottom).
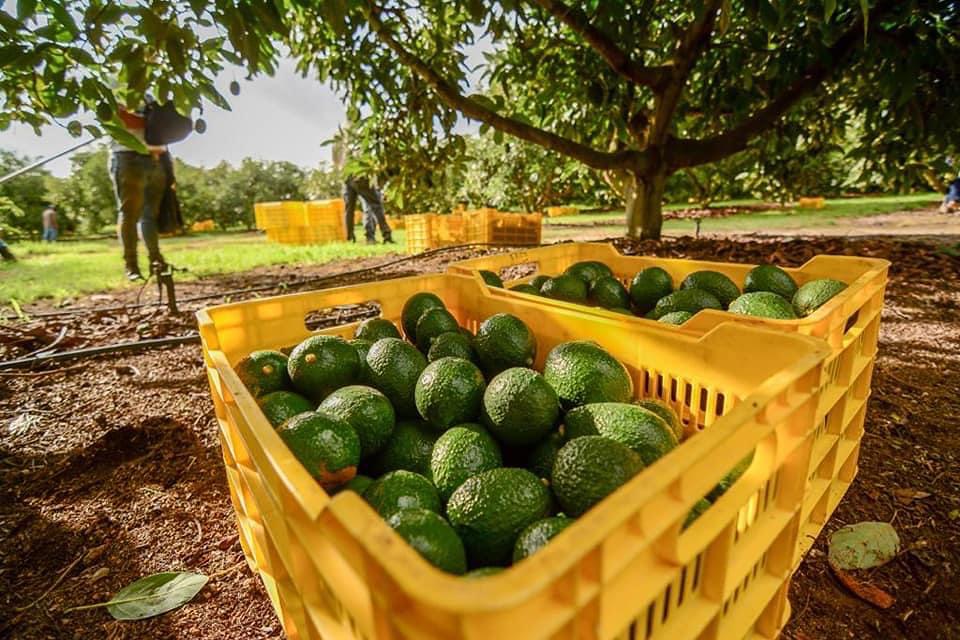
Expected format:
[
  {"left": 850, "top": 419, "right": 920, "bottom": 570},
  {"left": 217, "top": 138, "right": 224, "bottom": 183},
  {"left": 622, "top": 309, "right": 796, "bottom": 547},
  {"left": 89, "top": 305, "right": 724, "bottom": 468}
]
[{"left": 2, "top": 59, "right": 348, "bottom": 177}]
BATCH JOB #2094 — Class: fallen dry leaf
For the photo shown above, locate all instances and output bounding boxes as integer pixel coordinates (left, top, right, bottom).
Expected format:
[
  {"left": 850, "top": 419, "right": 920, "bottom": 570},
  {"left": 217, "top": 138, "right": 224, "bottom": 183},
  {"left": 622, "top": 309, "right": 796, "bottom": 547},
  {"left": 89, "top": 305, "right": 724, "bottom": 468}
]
[
  {"left": 892, "top": 488, "right": 932, "bottom": 505},
  {"left": 831, "top": 566, "right": 896, "bottom": 609}
]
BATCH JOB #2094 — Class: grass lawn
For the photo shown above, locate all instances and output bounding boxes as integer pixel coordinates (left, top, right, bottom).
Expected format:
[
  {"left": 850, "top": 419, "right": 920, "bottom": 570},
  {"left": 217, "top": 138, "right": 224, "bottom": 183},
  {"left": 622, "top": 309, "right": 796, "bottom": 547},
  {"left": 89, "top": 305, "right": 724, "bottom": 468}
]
[
  {"left": 0, "top": 229, "right": 407, "bottom": 306},
  {"left": 0, "top": 193, "right": 940, "bottom": 307},
  {"left": 545, "top": 193, "right": 940, "bottom": 232}
]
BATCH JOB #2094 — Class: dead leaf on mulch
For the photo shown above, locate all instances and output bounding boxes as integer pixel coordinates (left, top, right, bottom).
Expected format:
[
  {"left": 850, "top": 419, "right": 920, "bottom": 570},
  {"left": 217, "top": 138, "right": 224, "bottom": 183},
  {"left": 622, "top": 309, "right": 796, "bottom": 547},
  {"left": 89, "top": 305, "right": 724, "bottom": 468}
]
[
  {"left": 892, "top": 488, "right": 932, "bottom": 505},
  {"left": 831, "top": 566, "right": 896, "bottom": 609}
]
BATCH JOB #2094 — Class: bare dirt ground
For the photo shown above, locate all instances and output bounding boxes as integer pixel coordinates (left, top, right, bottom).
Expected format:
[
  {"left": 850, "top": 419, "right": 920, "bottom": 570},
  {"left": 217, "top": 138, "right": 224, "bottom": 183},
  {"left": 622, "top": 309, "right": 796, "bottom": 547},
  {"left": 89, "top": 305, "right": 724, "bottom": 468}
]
[{"left": 2, "top": 237, "right": 959, "bottom": 639}]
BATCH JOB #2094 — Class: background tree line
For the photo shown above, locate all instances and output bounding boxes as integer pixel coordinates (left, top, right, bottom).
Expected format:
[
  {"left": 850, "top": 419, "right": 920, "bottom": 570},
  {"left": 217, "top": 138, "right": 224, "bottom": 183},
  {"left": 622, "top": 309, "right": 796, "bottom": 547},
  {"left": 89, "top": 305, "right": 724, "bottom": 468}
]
[{"left": 0, "top": 118, "right": 945, "bottom": 239}]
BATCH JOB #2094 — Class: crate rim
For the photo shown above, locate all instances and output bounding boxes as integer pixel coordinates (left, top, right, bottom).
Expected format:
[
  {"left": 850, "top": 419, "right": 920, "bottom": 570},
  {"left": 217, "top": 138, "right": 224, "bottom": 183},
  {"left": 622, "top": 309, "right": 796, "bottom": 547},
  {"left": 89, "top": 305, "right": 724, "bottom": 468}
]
[
  {"left": 448, "top": 242, "right": 889, "bottom": 328},
  {"left": 197, "top": 275, "right": 830, "bottom": 613}
]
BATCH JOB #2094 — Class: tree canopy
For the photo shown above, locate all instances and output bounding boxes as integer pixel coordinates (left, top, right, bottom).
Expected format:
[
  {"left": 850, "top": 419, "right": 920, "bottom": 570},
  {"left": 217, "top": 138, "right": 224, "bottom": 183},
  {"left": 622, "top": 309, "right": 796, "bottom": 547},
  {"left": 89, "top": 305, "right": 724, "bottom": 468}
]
[{"left": 1, "top": 1, "right": 957, "bottom": 237}]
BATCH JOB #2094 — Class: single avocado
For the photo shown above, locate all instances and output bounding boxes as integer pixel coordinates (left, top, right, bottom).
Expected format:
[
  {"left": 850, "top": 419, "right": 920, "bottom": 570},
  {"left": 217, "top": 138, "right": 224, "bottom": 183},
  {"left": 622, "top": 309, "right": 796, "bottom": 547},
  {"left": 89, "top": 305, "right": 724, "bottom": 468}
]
[
  {"left": 589, "top": 276, "right": 630, "bottom": 310},
  {"left": 683, "top": 498, "right": 712, "bottom": 529},
  {"left": 278, "top": 412, "right": 360, "bottom": 491},
  {"left": 564, "top": 402, "right": 678, "bottom": 465},
  {"left": 526, "top": 431, "right": 564, "bottom": 480},
  {"left": 366, "top": 419, "right": 437, "bottom": 477},
  {"left": 363, "top": 469, "right": 440, "bottom": 517},
  {"left": 256, "top": 390, "right": 314, "bottom": 429},
  {"left": 551, "top": 436, "right": 643, "bottom": 516},
  {"left": 387, "top": 508, "right": 467, "bottom": 575},
  {"left": 415, "top": 307, "right": 461, "bottom": 352},
  {"left": 652, "top": 288, "right": 722, "bottom": 319},
  {"left": 430, "top": 424, "right": 503, "bottom": 501},
  {"left": 635, "top": 398, "right": 684, "bottom": 442},
  {"left": 729, "top": 291, "right": 798, "bottom": 319},
  {"left": 317, "top": 385, "right": 395, "bottom": 459},
  {"left": 287, "top": 335, "right": 360, "bottom": 403},
  {"left": 509, "top": 283, "right": 541, "bottom": 295},
  {"left": 657, "top": 311, "right": 693, "bottom": 325},
  {"left": 415, "top": 357, "right": 486, "bottom": 431},
  {"left": 564, "top": 261, "right": 613, "bottom": 287},
  {"left": 512, "top": 516, "right": 574, "bottom": 563},
  {"left": 427, "top": 331, "right": 476, "bottom": 363},
  {"left": 401, "top": 292, "right": 446, "bottom": 342},
  {"left": 629, "top": 267, "right": 673, "bottom": 313},
  {"left": 541, "top": 274, "right": 588, "bottom": 302},
  {"left": 364, "top": 338, "right": 428, "bottom": 418},
  {"left": 479, "top": 270, "right": 504, "bottom": 288},
  {"left": 446, "top": 467, "right": 552, "bottom": 567},
  {"left": 235, "top": 350, "right": 290, "bottom": 397},
  {"left": 744, "top": 264, "right": 798, "bottom": 299},
  {"left": 792, "top": 279, "right": 847, "bottom": 317},
  {"left": 530, "top": 275, "right": 551, "bottom": 291},
  {"left": 542, "top": 341, "right": 633, "bottom": 409},
  {"left": 680, "top": 271, "right": 741, "bottom": 308},
  {"left": 473, "top": 313, "right": 538, "bottom": 376},
  {"left": 481, "top": 368, "right": 560, "bottom": 446},
  {"left": 354, "top": 317, "right": 401, "bottom": 342}
]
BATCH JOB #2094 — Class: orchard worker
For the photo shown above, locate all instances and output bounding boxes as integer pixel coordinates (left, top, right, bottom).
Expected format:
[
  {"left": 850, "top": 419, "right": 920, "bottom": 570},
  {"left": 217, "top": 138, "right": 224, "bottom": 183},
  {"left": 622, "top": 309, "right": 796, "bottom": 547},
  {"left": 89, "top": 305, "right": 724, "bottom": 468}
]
[
  {"left": 41, "top": 203, "right": 58, "bottom": 242},
  {"left": 342, "top": 175, "right": 394, "bottom": 245},
  {"left": 333, "top": 125, "right": 393, "bottom": 244},
  {"left": 109, "top": 100, "right": 191, "bottom": 280}
]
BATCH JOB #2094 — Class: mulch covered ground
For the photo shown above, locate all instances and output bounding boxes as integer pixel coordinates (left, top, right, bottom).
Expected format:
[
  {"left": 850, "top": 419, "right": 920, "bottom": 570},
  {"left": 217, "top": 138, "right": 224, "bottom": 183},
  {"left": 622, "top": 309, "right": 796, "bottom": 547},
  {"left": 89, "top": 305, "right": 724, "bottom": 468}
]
[{"left": 1, "top": 236, "right": 958, "bottom": 639}]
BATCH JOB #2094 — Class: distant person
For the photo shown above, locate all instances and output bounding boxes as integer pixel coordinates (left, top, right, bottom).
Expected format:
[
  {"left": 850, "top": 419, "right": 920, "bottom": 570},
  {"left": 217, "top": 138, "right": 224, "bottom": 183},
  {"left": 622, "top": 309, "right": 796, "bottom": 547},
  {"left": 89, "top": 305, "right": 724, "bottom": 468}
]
[
  {"left": 343, "top": 175, "right": 394, "bottom": 245},
  {"left": 0, "top": 232, "right": 14, "bottom": 262},
  {"left": 109, "top": 100, "right": 191, "bottom": 280},
  {"left": 940, "top": 177, "right": 960, "bottom": 214},
  {"left": 41, "top": 204, "right": 57, "bottom": 242}
]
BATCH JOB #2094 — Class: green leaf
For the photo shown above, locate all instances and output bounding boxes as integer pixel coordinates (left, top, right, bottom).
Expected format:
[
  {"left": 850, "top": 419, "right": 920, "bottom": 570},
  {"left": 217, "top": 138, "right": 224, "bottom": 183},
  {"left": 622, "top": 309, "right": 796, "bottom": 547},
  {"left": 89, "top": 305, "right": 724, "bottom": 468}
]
[
  {"left": 718, "top": 0, "right": 732, "bottom": 36},
  {"left": 66, "top": 572, "right": 208, "bottom": 620},
  {"left": 468, "top": 94, "right": 498, "bottom": 112},
  {"left": 102, "top": 122, "right": 148, "bottom": 154},
  {"left": 47, "top": 1, "right": 79, "bottom": 37},
  {"left": 823, "top": 0, "right": 836, "bottom": 21},
  {"left": 828, "top": 522, "right": 900, "bottom": 571},
  {"left": 16, "top": 0, "right": 38, "bottom": 20},
  {"left": 199, "top": 84, "right": 232, "bottom": 111}
]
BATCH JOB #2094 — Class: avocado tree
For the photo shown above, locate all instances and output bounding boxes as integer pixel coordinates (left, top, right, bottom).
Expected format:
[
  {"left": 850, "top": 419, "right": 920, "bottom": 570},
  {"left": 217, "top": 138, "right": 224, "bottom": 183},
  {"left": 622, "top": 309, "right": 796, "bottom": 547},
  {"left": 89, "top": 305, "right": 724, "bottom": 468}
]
[{"left": 2, "top": 1, "right": 957, "bottom": 238}]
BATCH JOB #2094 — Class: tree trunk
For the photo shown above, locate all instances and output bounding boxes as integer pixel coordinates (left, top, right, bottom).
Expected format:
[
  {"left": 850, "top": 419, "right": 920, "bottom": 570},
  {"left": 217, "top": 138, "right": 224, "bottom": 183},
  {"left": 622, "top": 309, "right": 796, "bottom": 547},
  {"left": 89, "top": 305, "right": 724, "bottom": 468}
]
[{"left": 626, "top": 171, "right": 666, "bottom": 240}]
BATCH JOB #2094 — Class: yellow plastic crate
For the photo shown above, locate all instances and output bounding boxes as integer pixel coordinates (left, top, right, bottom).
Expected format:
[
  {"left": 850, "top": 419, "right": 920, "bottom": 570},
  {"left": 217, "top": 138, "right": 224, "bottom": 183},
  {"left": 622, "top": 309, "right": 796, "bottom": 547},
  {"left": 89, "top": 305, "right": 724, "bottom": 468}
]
[
  {"left": 546, "top": 206, "right": 579, "bottom": 218},
  {"left": 449, "top": 242, "right": 889, "bottom": 562},
  {"left": 198, "top": 273, "right": 830, "bottom": 640},
  {"left": 463, "top": 208, "right": 542, "bottom": 246},
  {"left": 264, "top": 227, "right": 305, "bottom": 244},
  {"left": 404, "top": 213, "right": 466, "bottom": 253},
  {"left": 254, "top": 201, "right": 307, "bottom": 230}
]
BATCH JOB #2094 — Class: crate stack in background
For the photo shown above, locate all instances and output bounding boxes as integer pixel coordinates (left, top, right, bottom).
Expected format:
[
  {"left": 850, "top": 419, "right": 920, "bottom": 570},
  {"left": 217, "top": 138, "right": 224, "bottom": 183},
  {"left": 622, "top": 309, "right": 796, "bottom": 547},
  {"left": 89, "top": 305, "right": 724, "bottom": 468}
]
[
  {"left": 254, "top": 199, "right": 347, "bottom": 245},
  {"left": 404, "top": 209, "right": 542, "bottom": 253}
]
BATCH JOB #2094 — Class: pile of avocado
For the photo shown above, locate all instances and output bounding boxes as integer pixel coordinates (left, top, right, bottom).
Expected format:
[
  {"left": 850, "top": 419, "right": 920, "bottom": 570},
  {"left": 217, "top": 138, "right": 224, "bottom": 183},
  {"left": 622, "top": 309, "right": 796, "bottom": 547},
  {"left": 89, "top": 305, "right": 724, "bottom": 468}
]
[
  {"left": 234, "top": 293, "right": 750, "bottom": 576},
  {"left": 494, "top": 260, "right": 847, "bottom": 325}
]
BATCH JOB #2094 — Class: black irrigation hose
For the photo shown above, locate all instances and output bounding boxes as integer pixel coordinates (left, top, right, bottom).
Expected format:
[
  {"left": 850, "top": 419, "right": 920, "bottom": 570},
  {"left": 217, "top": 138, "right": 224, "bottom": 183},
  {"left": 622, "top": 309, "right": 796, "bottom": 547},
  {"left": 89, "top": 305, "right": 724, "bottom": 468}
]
[
  {"left": 17, "top": 242, "right": 535, "bottom": 320},
  {"left": 0, "top": 335, "right": 201, "bottom": 371}
]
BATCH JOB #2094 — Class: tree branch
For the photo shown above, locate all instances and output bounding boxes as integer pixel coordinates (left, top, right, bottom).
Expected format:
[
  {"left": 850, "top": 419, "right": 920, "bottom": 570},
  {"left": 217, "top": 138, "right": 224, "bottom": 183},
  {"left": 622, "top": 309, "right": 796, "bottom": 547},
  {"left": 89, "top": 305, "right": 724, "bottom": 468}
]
[
  {"left": 363, "top": 4, "right": 645, "bottom": 173},
  {"left": 648, "top": 0, "right": 723, "bottom": 145},
  {"left": 666, "top": 15, "right": 868, "bottom": 170},
  {"left": 529, "top": 0, "right": 667, "bottom": 89}
]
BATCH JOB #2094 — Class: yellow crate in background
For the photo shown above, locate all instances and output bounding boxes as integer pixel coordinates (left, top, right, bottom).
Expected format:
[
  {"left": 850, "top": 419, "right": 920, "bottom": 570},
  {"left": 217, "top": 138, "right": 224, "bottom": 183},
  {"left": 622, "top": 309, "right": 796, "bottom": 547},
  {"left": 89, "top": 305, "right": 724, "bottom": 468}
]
[
  {"left": 545, "top": 205, "right": 579, "bottom": 218},
  {"left": 463, "top": 208, "right": 542, "bottom": 246},
  {"left": 404, "top": 213, "right": 465, "bottom": 253},
  {"left": 449, "top": 242, "right": 889, "bottom": 563},
  {"left": 264, "top": 227, "right": 304, "bottom": 244},
  {"left": 254, "top": 201, "right": 306, "bottom": 230},
  {"left": 797, "top": 197, "right": 826, "bottom": 209},
  {"left": 198, "top": 273, "right": 830, "bottom": 640}
]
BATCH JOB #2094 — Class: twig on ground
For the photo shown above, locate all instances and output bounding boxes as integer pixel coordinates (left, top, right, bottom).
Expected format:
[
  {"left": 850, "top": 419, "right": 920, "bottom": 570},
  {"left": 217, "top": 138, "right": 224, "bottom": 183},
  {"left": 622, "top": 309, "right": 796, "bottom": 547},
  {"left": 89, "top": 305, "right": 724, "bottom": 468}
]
[{"left": 12, "top": 551, "right": 85, "bottom": 614}]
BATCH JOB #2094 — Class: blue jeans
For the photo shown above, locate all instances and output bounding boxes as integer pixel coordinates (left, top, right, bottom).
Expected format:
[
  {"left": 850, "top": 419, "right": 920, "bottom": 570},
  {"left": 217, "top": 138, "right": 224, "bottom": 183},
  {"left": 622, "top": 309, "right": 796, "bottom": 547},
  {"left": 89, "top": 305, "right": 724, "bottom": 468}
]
[
  {"left": 42, "top": 227, "right": 57, "bottom": 242},
  {"left": 111, "top": 151, "right": 167, "bottom": 266},
  {"left": 343, "top": 177, "right": 392, "bottom": 241}
]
